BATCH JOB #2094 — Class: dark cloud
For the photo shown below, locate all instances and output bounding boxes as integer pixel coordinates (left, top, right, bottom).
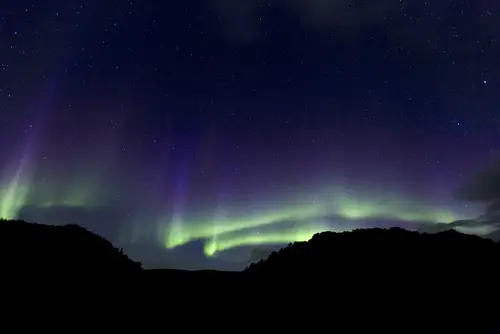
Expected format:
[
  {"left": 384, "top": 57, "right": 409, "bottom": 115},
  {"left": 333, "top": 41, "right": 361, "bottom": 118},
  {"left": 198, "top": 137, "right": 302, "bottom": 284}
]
[
  {"left": 455, "top": 158, "right": 500, "bottom": 226},
  {"left": 210, "top": 0, "right": 404, "bottom": 43},
  {"left": 488, "top": 229, "right": 500, "bottom": 242},
  {"left": 282, "top": 0, "right": 401, "bottom": 28},
  {"left": 455, "top": 159, "right": 500, "bottom": 202},
  {"left": 210, "top": 0, "right": 264, "bottom": 43},
  {"left": 448, "top": 159, "right": 500, "bottom": 239},
  {"left": 418, "top": 220, "right": 498, "bottom": 237},
  {"left": 209, "top": 0, "right": 499, "bottom": 48}
]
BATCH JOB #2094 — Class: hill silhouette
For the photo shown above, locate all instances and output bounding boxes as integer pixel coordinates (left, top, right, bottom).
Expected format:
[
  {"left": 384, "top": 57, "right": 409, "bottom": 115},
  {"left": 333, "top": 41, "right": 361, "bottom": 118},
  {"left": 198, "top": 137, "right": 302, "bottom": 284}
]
[
  {"left": 0, "top": 219, "right": 142, "bottom": 274},
  {"left": 244, "top": 227, "right": 500, "bottom": 281},
  {"left": 239, "top": 228, "right": 500, "bottom": 332},
  {"left": 3, "top": 219, "right": 500, "bottom": 282},
  {"left": 1, "top": 220, "right": 499, "bottom": 331}
]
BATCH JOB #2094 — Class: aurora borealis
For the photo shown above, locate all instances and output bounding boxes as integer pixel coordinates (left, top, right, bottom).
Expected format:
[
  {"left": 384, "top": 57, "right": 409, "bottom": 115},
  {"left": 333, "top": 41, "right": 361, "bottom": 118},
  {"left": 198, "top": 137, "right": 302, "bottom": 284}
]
[{"left": 1, "top": 0, "right": 500, "bottom": 270}]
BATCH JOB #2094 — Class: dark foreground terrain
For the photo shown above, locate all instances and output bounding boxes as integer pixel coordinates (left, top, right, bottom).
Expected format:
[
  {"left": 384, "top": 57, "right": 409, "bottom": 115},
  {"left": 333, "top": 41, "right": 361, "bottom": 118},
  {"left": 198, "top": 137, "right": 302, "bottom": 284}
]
[
  {"left": 1, "top": 219, "right": 499, "bottom": 332},
  {"left": 0, "top": 219, "right": 142, "bottom": 273}
]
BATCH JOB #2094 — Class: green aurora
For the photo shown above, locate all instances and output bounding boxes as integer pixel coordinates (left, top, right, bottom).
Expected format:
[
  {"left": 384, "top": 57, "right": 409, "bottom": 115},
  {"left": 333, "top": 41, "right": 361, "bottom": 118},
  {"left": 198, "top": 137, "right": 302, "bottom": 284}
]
[
  {"left": 157, "top": 193, "right": 468, "bottom": 257},
  {"left": 0, "top": 159, "right": 476, "bottom": 258}
]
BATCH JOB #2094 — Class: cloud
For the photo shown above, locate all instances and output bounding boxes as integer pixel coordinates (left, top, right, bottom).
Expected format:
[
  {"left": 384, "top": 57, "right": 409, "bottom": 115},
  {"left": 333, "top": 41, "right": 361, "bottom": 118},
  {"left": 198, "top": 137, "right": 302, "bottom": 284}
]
[
  {"left": 447, "top": 159, "right": 500, "bottom": 239},
  {"left": 488, "top": 229, "right": 500, "bottom": 242},
  {"left": 455, "top": 159, "right": 500, "bottom": 202},
  {"left": 284, "top": 0, "right": 400, "bottom": 28},
  {"left": 209, "top": 0, "right": 423, "bottom": 43},
  {"left": 209, "top": 0, "right": 500, "bottom": 48},
  {"left": 454, "top": 159, "right": 500, "bottom": 226},
  {"left": 210, "top": 0, "right": 264, "bottom": 43}
]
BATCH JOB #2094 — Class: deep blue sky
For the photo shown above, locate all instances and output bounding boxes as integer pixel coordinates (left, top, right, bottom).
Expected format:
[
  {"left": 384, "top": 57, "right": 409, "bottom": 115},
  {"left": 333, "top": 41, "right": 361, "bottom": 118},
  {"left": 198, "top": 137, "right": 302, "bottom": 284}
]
[{"left": 1, "top": 0, "right": 499, "bottom": 270}]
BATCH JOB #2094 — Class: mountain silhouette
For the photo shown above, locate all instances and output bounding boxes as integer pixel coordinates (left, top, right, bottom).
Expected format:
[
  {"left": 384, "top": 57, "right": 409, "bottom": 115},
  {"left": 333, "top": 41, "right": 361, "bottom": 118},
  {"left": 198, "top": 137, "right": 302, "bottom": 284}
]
[
  {"left": 2, "top": 220, "right": 499, "bottom": 331},
  {"left": 245, "top": 227, "right": 500, "bottom": 280},
  {"left": 0, "top": 219, "right": 142, "bottom": 275}
]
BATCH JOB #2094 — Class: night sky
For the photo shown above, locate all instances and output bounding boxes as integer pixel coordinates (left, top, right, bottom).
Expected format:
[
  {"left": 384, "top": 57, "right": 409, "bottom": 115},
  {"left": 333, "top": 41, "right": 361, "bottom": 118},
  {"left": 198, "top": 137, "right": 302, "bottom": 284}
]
[{"left": 1, "top": 0, "right": 499, "bottom": 270}]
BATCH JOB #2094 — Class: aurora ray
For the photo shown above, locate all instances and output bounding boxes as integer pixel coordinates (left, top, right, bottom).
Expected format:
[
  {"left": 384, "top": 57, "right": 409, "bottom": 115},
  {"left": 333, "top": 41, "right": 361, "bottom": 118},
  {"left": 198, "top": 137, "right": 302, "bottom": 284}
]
[{"left": 0, "top": 154, "right": 33, "bottom": 220}]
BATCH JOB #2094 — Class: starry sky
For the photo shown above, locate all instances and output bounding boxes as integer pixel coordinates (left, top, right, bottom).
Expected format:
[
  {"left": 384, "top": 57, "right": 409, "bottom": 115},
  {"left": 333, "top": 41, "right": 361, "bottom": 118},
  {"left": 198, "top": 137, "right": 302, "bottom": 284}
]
[{"left": 1, "top": 0, "right": 499, "bottom": 270}]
